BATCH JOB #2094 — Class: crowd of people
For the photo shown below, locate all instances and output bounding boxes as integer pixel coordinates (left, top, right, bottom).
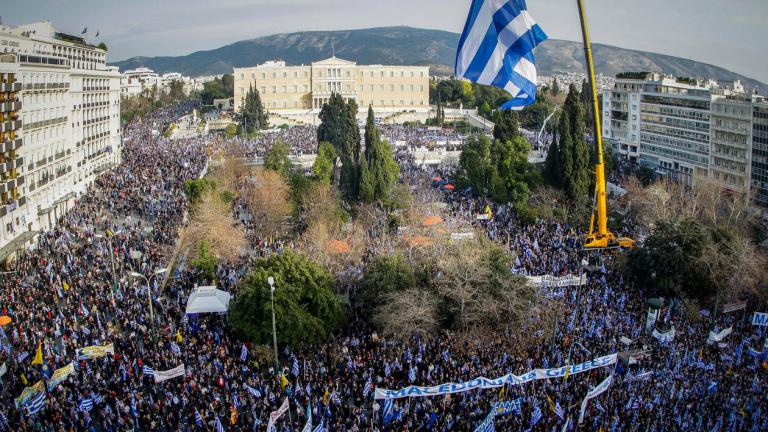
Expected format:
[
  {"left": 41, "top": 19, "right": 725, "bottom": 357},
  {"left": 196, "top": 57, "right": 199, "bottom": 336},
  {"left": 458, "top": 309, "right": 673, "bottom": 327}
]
[
  {"left": 227, "top": 126, "right": 318, "bottom": 159},
  {"left": 0, "top": 102, "right": 765, "bottom": 432},
  {"left": 378, "top": 125, "right": 468, "bottom": 150}
]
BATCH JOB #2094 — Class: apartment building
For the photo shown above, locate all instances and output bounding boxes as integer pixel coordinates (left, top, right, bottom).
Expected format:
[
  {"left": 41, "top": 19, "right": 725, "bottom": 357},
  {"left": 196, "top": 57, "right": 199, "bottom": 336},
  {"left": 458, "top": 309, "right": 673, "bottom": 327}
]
[
  {"left": 709, "top": 93, "right": 753, "bottom": 195},
  {"left": 753, "top": 98, "right": 768, "bottom": 208},
  {"left": 0, "top": 21, "right": 121, "bottom": 257},
  {"left": 233, "top": 57, "right": 429, "bottom": 113}
]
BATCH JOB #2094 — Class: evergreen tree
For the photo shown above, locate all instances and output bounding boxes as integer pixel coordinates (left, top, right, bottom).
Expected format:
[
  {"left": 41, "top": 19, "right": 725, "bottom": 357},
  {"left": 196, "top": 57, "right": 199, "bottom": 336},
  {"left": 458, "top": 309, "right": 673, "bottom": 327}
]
[
  {"left": 312, "top": 141, "right": 337, "bottom": 185},
  {"left": 240, "top": 84, "right": 268, "bottom": 133},
  {"left": 359, "top": 105, "right": 400, "bottom": 203},
  {"left": 317, "top": 94, "right": 361, "bottom": 201},
  {"left": 492, "top": 110, "right": 520, "bottom": 144},
  {"left": 263, "top": 139, "right": 292, "bottom": 178},
  {"left": 543, "top": 137, "right": 561, "bottom": 187},
  {"left": 552, "top": 77, "right": 560, "bottom": 96},
  {"left": 568, "top": 85, "right": 591, "bottom": 199}
]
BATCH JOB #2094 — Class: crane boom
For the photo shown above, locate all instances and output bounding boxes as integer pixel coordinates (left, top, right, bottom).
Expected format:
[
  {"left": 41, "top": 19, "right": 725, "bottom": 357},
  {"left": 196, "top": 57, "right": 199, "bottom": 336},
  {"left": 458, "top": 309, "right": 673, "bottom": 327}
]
[{"left": 576, "top": 0, "right": 634, "bottom": 250}]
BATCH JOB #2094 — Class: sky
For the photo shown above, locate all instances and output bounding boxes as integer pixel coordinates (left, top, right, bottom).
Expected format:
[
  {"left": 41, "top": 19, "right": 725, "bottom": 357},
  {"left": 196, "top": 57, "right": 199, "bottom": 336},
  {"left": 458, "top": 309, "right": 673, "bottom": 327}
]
[{"left": 4, "top": 0, "right": 767, "bottom": 82}]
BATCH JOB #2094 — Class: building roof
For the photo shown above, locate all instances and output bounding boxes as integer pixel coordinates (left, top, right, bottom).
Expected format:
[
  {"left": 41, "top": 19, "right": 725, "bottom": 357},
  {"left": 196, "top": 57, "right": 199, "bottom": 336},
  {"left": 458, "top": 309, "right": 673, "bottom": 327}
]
[{"left": 312, "top": 56, "right": 356, "bottom": 66}]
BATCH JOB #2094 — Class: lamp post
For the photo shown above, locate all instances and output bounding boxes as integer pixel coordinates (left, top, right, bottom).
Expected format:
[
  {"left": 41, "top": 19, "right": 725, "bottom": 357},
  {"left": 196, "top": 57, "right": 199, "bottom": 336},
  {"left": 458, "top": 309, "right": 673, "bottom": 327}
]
[
  {"left": 95, "top": 231, "right": 121, "bottom": 304},
  {"left": 268, "top": 276, "right": 279, "bottom": 372},
  {"left": 129, "top": 268, "right": 167, "bottom": 347}
]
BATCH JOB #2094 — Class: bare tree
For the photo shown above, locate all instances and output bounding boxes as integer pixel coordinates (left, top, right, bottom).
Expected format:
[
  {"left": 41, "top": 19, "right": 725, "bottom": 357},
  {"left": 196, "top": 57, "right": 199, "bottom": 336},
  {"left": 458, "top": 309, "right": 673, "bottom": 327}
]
[
  {"left": 373, "top": 288, "right": 439, "bottom": 338},
  {"left": 243, "top": 169, "right": 292, "bottom": 239},
  {"left": 186, "top": 189, "right": 246, "bottom": 263}
]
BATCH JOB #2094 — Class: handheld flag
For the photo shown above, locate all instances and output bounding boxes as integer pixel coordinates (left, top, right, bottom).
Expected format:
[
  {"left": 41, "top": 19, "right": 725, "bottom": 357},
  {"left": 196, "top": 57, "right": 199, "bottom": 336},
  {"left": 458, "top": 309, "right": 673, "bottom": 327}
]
[
  {"left": 455, "top": 0, "right": 548, "bottom": 109},
  {"left": 31, "top": 342, "right": 43, "bottom": 365},
  {"left": 280, "top": 373, "right": 289, "bottom": 391}
]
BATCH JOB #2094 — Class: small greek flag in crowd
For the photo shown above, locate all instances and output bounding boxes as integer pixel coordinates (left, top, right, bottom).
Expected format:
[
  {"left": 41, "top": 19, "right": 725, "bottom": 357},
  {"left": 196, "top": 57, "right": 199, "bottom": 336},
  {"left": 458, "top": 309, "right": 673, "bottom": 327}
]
[
  {"left": 455, "top": 0, "right": 548, "bottom": 109},
  {"left": 474, "top": 410, "right": 495, "bottom": 432},
  {"left": 531, "top": 405, "right": 542, "bottom": 427},
  {"left": 142, "top": 365, "right": 154, "bottom": 376},
  {"left": 292, "top": 357, "right": 300, "bottom": 376},
  {"left": 16, "top": 351, "right": 29, "bottom": 363},
  {"left": 195, "top": 408, "right": 204, "bottom": 427},
  {"left": 78, "top": 397, "right": 93, "bottom": 412},
  {"left": 555, "top": 401, "right": 565, "bottom": 420},
  {"left": 81, "top": 326, "right": 91, "bottom": 336},
  {"left": 312, "top": 419, "right": 324, "bottom": 432},
  {"left": 93, "top": 393, "right": 104, "bottom": 405},
  {"left": 26, "top": 392, "right": 46, "bottom": 416},
  {"left": 382, "top": 398, "right": 394, "bottom": 420},
  {"left": 245, "top": 385, "right": 262, "bottom": 398},
  {"left": 240, "top": 344, "right": 248, "bottom": 362},
  {"left": 384, "top": 362, "right": 392, "bottom": 377},
  {"left": 170, "top": 342, "right": 181, "bottom": 355},
  {"left": 442, "top": 350, "right": 450, "bottom": 362},
  {"left": 363, "top": 377, "right": 373, "bottom": 397},
  {"left": 214, "top": 415, "right": 224, "bottom": 432},
  {"left": 80, "top": 303, "right": 90, "bottom": 317},
  {"left": 408, "top": 367, "right": 417, "bottom": 383}
]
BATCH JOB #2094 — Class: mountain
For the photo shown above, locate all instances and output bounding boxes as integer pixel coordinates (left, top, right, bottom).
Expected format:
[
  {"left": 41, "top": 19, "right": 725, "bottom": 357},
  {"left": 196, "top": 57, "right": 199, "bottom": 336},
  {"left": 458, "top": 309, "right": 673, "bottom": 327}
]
[{"left": 111, "top": 26, "right": 765, "bottom": 91}]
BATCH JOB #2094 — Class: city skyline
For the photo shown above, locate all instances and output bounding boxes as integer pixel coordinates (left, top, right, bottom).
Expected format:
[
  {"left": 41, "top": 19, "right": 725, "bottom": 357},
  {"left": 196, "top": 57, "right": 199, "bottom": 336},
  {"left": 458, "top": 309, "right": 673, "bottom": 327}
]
[{"left": 3, "top": 0, "right": 767, "bottom": 83}]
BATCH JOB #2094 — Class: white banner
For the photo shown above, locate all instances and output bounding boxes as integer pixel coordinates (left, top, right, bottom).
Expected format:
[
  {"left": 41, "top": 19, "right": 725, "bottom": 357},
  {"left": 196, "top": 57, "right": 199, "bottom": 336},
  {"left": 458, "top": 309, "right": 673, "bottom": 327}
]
[
  {"left": 374, "top": 354, "right": 617, "bottom": 400},
  {"left": 154, "top": 364, "right": 185, "bottom": 383},
  {"left": 0, "top": 362, "right": 6, "bottom": 378},
  {"left": 526, "top": 274, "right": 586, "bottom": 288},
  {"left": 707, "top": 327, "right": 733, "bottom": 345},
  {"left": 752, "top": 312, "right": 768, "bottom": 326},
  {"left": 579, "top": 374, "right": 613, "bottom": 424},
  {"left": 267, "top": 398, "right": 290, "bottom": 432},
  {"left": 652, "top": 327, "right": 676, "bottom": 343}
]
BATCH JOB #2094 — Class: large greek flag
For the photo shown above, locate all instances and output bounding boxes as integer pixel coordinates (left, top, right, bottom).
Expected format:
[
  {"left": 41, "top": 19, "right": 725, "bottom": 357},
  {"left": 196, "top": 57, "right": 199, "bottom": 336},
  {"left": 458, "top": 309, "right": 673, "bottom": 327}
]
[{"left": 455, "top": 0, "right": 547, "bottom": 109}]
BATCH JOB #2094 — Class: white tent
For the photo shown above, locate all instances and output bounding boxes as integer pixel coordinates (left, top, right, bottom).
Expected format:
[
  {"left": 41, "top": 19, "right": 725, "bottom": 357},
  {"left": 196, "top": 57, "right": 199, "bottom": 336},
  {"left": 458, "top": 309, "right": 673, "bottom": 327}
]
[{"left": 185, "top": 286, "right": 231, "bottom": 314}]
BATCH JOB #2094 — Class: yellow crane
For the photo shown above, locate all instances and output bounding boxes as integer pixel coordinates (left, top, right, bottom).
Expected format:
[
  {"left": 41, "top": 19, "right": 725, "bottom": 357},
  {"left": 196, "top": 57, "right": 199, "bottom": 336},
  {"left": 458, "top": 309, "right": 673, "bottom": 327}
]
[{"left": 576, "top": 0, "right": 635, "bottom": 250}]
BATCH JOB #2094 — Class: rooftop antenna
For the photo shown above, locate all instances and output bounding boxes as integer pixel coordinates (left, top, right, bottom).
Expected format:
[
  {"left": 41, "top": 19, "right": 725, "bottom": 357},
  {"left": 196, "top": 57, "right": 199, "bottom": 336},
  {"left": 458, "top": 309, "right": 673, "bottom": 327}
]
[{"left": 331, "top": 38, "right": 335, "bottom": 57}]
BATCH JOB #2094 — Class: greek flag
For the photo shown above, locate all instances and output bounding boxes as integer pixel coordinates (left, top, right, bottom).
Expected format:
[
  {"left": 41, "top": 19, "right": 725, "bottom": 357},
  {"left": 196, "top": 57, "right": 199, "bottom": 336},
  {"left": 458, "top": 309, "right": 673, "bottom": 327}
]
[
  {"left": 384, "top": 362, "right": 392, "bottom": 377},
  {"left": 455, "top": 0, "right": 547, "bottom": 109},
  {"left": 214, "top": 416, "right": 224, "bottom": 432},
  {"left": 16, "top": 351, "right": 29, "bottom": 363},
  {"left": 143, "top": 365, "right": 154, "bottom": 376},
  {"left": 81, "top": 303, "right": 90, "bottom": 317},
  {"left": 382, "top": 398, "right": 394, "bottom": 422},
  {"left": 555, "top": 401, "right": 565, "bottom": 420},
  {"left": 363, "top": 377, "right": 373, "bottom": 397},
  {"left": 245, "top": 385, "right": 262, "bottom": 398},
  {"left": 93, "top": 393, "right": 104, "bottom": 405},
  {"left": 26, "top": 392, "right": 46, "bottom": 416},
  {"left": 78, "top": 397, "right": 94, "bottom": 412},
  {"left": 408, "top": 367, "right": 416, "bottom": 383},
  {"left": 292, "top": 357, "right": 300, "bottom": 376},
  {"left": 313, "top": 419, "right": 324, "bottom": 432},
  {"left": 240, "top": 344, "right": 248, "bottom": 362},
  {"left": 475, "top": 410, "right": 496, "bottom": 432},
  {"left": 170, "top": 342, "right": 181, "bottom": 355},
  {"left": 195, "top": 408, "right": 204, "bottom": 427},
  {"left": 530, "top": 406, "right": 542, "bottom": 427},
  {"left": 81, "top": 326, "right": 91, "bottom": 335}
]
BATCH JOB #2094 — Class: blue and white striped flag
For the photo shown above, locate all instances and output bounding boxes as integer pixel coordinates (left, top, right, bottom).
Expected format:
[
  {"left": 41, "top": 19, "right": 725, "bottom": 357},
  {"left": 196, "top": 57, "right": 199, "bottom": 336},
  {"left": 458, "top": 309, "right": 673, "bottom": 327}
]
[
  {"left": 555, "top": 401, "right": 565, "bottom": 420},
  {"left": 292, "top": 357, "right": 300, "bottom": 376},
  {"left": 170, "top": 342, "right": 181, "bottom": 355},
  {"left": 384, "top": 362, "right": 391, "bottom": 377},
  {"left": 81, "top": 303, "right": 90, "bottom": 317},
  {"left": 195, "top": 408, "right": 204, "bottom": 427},
  {"left": 245, "top": 385, "right": 262, "bottom": 398},
  {"left": 78, "top": 397, "right": 93, "bottom": 412},
  {"left": 475, "top": 410, "right": 495, "bottom": 432},
  {"left": 93, "top": 393, "right": 104, "bottom": 405},
  {"left": 363, "top": 377, "right": 373, "bottom": 397},
  {"left": 143, "top": 365, "right": 154, "bottom": 376},
  {"left": 26, "top": 392, "right": 46, "bottom": 416},
  {"left": 408, "top": 367, "right": 416, "bottom": 383},
  {"left": 81, "top": 326, "right": 91, "bottom": 335},
  {"left": 214, "top": 415, "right": 224, "bottom": 432},
  {"left": 382, "top": 399, "right": 393, "bottom": 422},
  {"left": 240, "top": 344, "right": 248, "bottom": 362},
  {"left": 455, "top": 0, "right": 547, "bottom": 109},
  {"left": 16, "top": 351, "right": 29, "bottom": 363},
  {"left": 312, "top": 419, "right": 324, "bottom": 432},
  {"left": 530, "top": 405, "right": 542, "bottom": 427}
]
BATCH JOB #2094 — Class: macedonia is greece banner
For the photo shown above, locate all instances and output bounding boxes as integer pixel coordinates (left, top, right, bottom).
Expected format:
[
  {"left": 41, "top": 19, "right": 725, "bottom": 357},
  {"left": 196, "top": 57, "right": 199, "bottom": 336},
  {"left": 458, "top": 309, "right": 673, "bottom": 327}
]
[
  {"left": 47, "top": 362, "right": 76, "bottom": 391},
  {"left": 526, "top": 274, "right": 586, "bottom": 288},
  {"left": 15, "top": 380, "right": 45, "bottom": 409},
  {"left": 579, "top": 374, "right": 613, "bottom": 424},
  {"left": 374, "top": 353, "right": 617, "bottom": 399},
  {"left": 493, "top": 398, "right": 523, "bottom": 416},
  {"left": 76, "top": 343, "right": 114, "bottom": 360},
  {"left": 154, "top": 364, "right": 185, "bottom": 383}
]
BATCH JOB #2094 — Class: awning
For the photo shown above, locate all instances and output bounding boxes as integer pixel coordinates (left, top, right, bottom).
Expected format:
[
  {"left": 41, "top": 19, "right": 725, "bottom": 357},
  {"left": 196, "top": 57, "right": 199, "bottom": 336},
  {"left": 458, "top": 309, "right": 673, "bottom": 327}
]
[
  {"left": 185, "top": 286, "right": 232, "bottom": 314},
  {"left": 0, "top": 230, "right": 39, "bottom": 262}
]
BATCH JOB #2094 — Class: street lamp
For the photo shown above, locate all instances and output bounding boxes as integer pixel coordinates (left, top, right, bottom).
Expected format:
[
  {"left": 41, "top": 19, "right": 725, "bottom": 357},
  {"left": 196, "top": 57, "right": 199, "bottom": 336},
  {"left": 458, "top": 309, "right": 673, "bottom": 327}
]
[
  {"left": 268, "top": 276, "right": 279, "bottom": 372},
  {"left": 129, "top": 268, "right": 167, "bottom": 347},
  {"left": 95, "top": 231, "right": 122, "bottom": 304}
]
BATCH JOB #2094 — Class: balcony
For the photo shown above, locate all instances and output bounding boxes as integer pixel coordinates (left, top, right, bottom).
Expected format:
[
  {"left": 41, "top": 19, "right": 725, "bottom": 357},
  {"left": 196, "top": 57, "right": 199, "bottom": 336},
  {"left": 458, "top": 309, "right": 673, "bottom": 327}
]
[
  {"left": 0, "top": 120, "right": 22, "bottom": 132},
  {"left": 0, "top": 101, "right": 22, "bottom": 112},
  {"left": 0, "top": 82, "right": 22, "bottom": 92},
  {"left": 0, "top": 138, "right": 22, "bottom": 153}
]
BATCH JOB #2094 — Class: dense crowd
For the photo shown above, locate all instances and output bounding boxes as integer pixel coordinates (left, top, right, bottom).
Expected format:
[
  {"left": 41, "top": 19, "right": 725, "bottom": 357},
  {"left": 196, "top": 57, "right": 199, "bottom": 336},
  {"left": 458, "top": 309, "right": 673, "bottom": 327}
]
[
  {"left": 0, "top": 103, "right": 765, "bottom": 432},
  {"left": 227, "top": 126, "right": 318, "bottom": 158},
  {"left": 378, "top": 125, "right": 467, "bottom": 150}
]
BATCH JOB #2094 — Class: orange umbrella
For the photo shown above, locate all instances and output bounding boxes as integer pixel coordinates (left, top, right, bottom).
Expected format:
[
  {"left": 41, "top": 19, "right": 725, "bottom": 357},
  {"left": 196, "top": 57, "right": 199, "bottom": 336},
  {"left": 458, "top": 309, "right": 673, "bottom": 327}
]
[
  {"left": 404, "top": 235, "right": 433, "bottom": 247},
  {"left": 326, "top": 240, "right": 351, "bottom": 254},
  {"left": 444, "top": 184, "right": 455, "bottom": 190},
  {"left": 0, "top": 316, "right": 11, "bottom": 326},
  {"left": 432, "top": 176, "right": 442, "bottom": 181},
  {"left": 421, "top": 215, "right": 444, "bottom": 227}
]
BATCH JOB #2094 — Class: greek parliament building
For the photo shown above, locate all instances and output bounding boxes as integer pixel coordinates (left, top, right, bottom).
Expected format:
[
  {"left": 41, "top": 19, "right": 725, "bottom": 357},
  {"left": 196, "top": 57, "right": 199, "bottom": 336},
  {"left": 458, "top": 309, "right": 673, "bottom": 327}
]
[
  {"left": 233, "top": 57, "right": 429, "bottom": 113},
  {"left": 0, "top": 21, "right": 121, "bottom": 259}
]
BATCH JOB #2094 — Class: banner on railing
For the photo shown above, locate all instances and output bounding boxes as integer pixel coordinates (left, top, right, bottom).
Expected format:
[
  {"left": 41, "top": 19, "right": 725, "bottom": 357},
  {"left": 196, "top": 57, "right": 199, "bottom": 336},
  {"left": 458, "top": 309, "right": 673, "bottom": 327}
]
[{"left": 374, "top": 354, "right": 617, "bottom": 399}]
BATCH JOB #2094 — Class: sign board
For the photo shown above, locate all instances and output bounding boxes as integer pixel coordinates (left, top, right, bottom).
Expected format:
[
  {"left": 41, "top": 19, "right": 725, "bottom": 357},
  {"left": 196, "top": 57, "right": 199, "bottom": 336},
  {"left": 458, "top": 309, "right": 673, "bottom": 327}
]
[
  {"left": 450, "top": 232, "right": 475, "bottom": 241},
  {"left": 722, "top": 301, "right": 747, "bottom": 314},
  {"left": 752, "top": 312, "right": 768, "bottom": 326}
]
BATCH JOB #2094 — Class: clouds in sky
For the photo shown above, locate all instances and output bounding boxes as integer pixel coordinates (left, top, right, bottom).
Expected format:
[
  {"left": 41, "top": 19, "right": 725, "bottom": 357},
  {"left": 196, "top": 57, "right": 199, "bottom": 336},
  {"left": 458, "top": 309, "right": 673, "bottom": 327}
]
[{"left": 4, "top": 0, "right": 767, "bottom": 82}]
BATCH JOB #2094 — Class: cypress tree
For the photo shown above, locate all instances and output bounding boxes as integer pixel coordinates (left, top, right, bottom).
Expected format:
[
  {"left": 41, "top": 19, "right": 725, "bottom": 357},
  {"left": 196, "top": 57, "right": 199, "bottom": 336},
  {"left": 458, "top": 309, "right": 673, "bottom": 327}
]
[
  {"left": 493, "top": 110, "right": 520, "bottom": 144},
  {"left": 360, "top": 105, "right": 399, "bottom": 203}
]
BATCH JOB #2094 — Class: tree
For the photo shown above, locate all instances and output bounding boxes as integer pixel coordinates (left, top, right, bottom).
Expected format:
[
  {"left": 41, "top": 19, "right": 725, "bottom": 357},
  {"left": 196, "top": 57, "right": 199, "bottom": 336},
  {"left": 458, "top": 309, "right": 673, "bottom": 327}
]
[
  {"left": 478, "top": 101, "right": 492, "bottom": 119},
  {"left": 190, "top": 241, "right": 219, "bottom": 283},
  {"left": 224, "top": 123, "right": 238, "bottom": 138},
  {"left": 186, "top": 188, "right": 246, "bottom": 263},
  {"left": 492, "top": 110, "right": 520, "bottom": 144},
  {"left": 459, "top": 134, "right": 494, "bottom": 197},
  {"left": 312, "top": 141, "right": 337, "bottom": 184},
  {"left": 240, "top": 85, "right": 268, "bottom": 133},
  {"left": 244, "top": 169, "right": 293, "bottom": 239},
  {"left": 359, "top": 106, "right": 400, "bottom": 204},
  {"left": 546, "top": 85, "right": 591, "bottom": 200},
  {"left": 183, "top": 178, "right": 217, "bottom": 205},
  {"left": 552, "top": 78, "right": 560, "bottom": 96},
  {"left": 263, "top": 139, "right": 292, "bottom": 178},
  {"left": 230, "top": 252, "right": 345, "bottom": 347},
  {"left": 317, "top": 94, "right": 361, "bottom": 200},
  {"left": 360, "top": 254, "right": 417, "bottom": 315},
  {"left": 199, "top": 74, "right": 234, "bottom": 105},
  {"left": 373, "top": 289, "right": 439, "bottom": 338}
]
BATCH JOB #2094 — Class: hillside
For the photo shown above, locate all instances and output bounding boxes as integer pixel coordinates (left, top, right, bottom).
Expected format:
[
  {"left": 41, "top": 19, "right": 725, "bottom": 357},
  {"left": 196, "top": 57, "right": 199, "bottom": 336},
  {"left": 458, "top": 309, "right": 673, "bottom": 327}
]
[{"left": 111, "top": 26, "right": 765, "bottom": 91}]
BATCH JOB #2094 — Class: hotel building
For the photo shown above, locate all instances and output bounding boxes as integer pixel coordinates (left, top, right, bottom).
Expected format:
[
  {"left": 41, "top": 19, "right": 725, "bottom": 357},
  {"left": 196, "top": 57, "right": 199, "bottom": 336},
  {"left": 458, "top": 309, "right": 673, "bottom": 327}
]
[
  {"left": 0, "top": 21, "right": 121, "bottom": 259},
  {"left": 233, "top": 57, "right": 429, "bottom": 113}
]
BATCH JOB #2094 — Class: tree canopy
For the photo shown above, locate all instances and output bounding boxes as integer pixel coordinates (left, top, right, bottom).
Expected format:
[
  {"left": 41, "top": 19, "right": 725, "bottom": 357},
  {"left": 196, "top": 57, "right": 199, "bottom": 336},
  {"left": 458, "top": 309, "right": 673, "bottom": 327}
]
[
  {"left": 359, "top": 106, "right": 400, "bottom": 203},
  {"left": 317, "top": 94, "right": 361, "bottom": 201},
  {"left": 263, "top": 139, "right": 292, "bottom": 178},
  {"left": 240, "top": 85, "right": 268, "bottom": 133},
  {"left": 230, "top": 251, "right": 345, "bottom": 347}
]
